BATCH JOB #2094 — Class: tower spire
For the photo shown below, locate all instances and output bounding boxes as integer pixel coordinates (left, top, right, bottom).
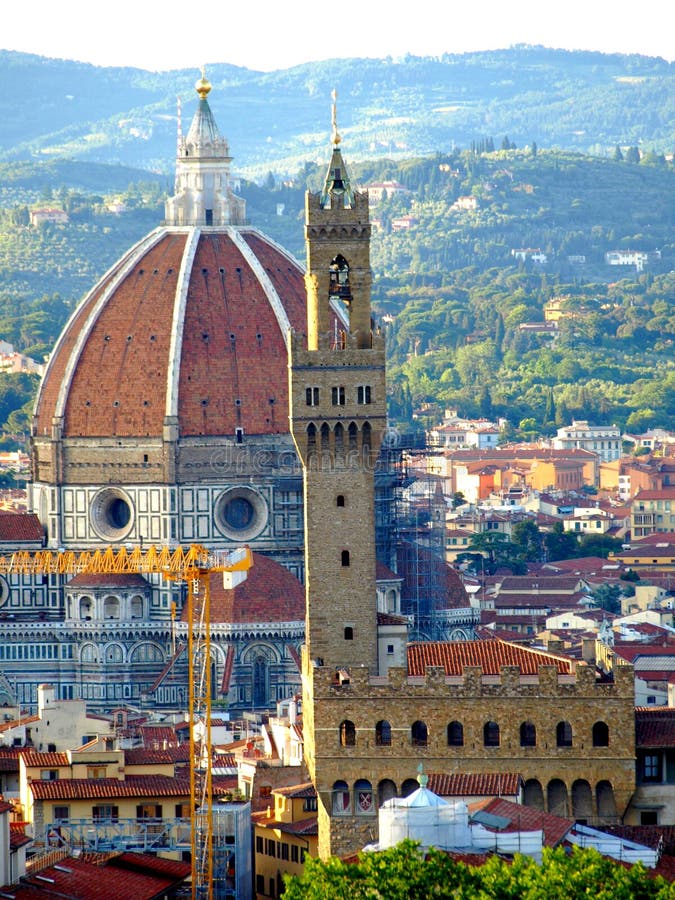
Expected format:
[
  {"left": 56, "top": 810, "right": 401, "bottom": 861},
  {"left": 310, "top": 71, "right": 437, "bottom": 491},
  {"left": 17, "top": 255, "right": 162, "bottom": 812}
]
[
  {"left": 331, "top": 88, "right": 341, "bottom": 146},
  {"left": 320, "top": 88, "right": 354, "bottom": 209}
]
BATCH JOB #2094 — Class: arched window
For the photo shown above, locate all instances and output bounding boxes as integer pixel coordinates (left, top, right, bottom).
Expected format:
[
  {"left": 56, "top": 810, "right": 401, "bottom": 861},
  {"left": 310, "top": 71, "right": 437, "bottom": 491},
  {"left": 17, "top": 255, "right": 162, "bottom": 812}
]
[
  {"left": 253, "top": 657, "right": 268, "bottom": 707},
  {"left": 79, "top": 597, "right": 93, "bottom": 620},
  {"left": 103, "top": 596, "right": 120, "bottom": 620},
  {"left": 105, "top": 644, "right": 123, "bottom": 664},
  {"left": 339, "top": 720, "right": 356, "bottom": 747},
  {"left": 341, "top": 550, "right": 350, "bottom": 567},
  {"left": 378, "top": 779, "right": 397, "bottom": 806},
  {"left": 484, "top": 721, "right": 500, "bottom": 747},
  {"left": 329, "top": 254, "right": 351, "bottom": 305},
  {"left": 344, "top": 626, "right": 354, "bottom": 640},
  {"left": 336, "top": 494, "right": 345, "bottom": 507},
  {"left": 411, "top": 720, "right": 428, "bottom": 747},
  {"left": 401, "top": 778, "right": 418, "bottom": 797},
  {"left": 447, "top": 721, "right": 464, "bottom": 747},
  {"left": 307, "top": 423, "right": 317, "bottom": 456},
  {"left": 130, "top": 596, "right": 143, "bottom": 619},
  {"left": 320, "top": 422, "right": 330, "bottom": 453},
  {"left": 80, "top": 643, "right": 97, "bottom": 663},
  {"left": 354, "top": 779, "right": 374, "bottom": 815},
  {"left": 572, "top": 779, "right": 593, "bottom": 822},
  {"left": 597, "top": 780, "right": 617, "bottom": 818},
  {"left": 129, "top": 643, "right": 164, "bottom": 663},
  {"left": 520, "top": 721, "right": 537, "bottom": 747},
  {"left": 375, "top": 720, "right": 391, "bottom": 746},
  {"left": 334, "top": 422, "right": 344, "bottom": 455},
  {"left": 592, "top": 721, "right": 609, "bottom": 747},
  {"left": 362, "top": 421, "right": 372, "bottom": 454},
  {"left": 523, "top": 779, "right": 544, "bottom": 810},
  {"left": 348, "top": 422, "right": 358, "bottom": 450},
  {"left": 547, "top": 779, "right": 569, "bottom": 817},
  {"left": 556, "top": 720, "right": 573, "bottom": 748},
  {"left": 332, "top": 780, "right": 351, "bottom": 815}
]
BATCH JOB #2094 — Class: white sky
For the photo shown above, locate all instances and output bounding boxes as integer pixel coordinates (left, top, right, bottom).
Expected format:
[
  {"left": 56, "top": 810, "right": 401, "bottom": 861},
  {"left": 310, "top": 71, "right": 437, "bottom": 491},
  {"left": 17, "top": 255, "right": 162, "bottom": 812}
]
[{"left": 2, "top": 0, "right": 672, "bottom": 71}]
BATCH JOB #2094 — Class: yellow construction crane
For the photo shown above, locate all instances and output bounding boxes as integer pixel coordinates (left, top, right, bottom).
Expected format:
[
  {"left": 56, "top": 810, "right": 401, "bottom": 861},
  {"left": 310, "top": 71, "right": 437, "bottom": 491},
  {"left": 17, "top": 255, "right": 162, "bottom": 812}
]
[{"left": 0, "top": 543, "right": 252, "bottom": 900}]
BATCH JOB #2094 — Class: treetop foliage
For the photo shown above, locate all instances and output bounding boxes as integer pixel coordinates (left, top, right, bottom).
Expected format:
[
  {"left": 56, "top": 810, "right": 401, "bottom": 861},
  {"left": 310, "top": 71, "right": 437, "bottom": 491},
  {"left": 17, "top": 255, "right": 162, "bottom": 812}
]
[{"left": 283, "top": 840, "right": 675, "bottom": 899}]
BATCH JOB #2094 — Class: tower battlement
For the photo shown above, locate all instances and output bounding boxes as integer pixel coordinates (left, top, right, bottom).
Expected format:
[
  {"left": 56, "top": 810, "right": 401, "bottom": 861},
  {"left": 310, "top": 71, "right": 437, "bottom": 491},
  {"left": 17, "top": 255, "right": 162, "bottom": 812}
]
[{"left": 308, "top": 659, "right": 635, "bottom": 699}]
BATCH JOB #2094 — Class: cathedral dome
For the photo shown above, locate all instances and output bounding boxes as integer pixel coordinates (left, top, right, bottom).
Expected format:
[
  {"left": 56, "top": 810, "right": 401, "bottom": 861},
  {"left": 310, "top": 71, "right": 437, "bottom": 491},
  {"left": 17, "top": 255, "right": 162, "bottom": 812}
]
[
  {"left": 33, "top": 228, "right": 307, "bottom": 439},
  {"left": 28, "top": 75, "right": 346, "bottom": 568}
]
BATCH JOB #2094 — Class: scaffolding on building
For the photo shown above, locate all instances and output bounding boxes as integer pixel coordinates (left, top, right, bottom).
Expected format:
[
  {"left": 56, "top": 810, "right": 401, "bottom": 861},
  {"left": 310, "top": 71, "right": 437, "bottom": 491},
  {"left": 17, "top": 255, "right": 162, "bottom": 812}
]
[{"left": 377, "top": 432, "right": 476, "bottom": 641}]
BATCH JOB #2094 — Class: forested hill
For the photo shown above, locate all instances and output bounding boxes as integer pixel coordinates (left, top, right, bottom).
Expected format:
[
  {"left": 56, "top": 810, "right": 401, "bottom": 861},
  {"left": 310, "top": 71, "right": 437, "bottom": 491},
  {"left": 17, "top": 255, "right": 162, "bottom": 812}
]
[
  {"left": 0, "top": 143, "right": 672, "bottom": 440},
  {"left": 0, "top": 47, "right": 672, "bottom": 176}
]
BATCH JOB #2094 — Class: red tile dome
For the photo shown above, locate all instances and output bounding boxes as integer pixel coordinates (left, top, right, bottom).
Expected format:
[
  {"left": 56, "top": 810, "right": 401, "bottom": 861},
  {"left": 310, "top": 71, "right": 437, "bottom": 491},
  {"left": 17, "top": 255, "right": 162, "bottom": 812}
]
[
  {"left": 191, "top": 552, "right": 305, "bottom": 624},
  {"left": 34, "top": 228, "right": 308, "bottom": 439}
]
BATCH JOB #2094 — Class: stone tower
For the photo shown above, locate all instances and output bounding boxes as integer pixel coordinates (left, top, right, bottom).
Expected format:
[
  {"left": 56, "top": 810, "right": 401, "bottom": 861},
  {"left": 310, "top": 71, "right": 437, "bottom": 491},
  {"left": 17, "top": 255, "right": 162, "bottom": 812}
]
[
  {"left": 289, "top": 97, "right": 637, "bottom": 864},
  {"left": 289, "top": 95, "right": 387, "bottom": 854}
]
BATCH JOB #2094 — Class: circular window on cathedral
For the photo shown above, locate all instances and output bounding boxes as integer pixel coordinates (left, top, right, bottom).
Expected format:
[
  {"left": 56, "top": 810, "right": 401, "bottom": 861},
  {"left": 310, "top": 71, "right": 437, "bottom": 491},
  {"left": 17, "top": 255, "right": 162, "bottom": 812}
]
[
  {"left": 0, "top": 575, "right": 8, "bottom": 607},
  {"left": 90, "top": 487, "right": 134, "bottom": 541},
  {"left": 214, "top": 487, "right": 268, "bottom": 541}
]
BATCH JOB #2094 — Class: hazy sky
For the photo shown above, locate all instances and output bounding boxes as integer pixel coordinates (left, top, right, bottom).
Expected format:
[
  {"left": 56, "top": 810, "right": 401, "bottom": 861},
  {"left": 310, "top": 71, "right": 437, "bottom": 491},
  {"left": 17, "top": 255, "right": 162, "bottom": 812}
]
[{"left": 2, "top": 0, "right": 672, "bottom": 70}]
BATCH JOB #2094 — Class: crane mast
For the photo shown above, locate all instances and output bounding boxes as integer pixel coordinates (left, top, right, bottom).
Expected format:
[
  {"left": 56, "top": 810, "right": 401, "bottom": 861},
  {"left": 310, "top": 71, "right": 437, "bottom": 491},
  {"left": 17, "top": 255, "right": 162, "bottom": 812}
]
[{"left": 0, "top": 543, "right": 252, "bottom": 900}]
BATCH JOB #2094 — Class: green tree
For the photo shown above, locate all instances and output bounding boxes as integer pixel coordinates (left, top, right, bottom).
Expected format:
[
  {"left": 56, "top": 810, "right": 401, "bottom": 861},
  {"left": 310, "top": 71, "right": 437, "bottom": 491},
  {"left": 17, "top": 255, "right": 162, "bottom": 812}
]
[
  {"left": 284, "top": 841, "right": 674, "bottom": 899},
  {"left": 577, "top": 533, "right": 623, "bottom": 559},
  {"left": 512, "top": 520, "right": 544, "bottom": 562},
  {"left": 468, "top": 531, "right": 526, "bottom": 574},
  {"left": 544, "top": 522, "right": 579, "bottom": 561},
  {"left": 590, "top": 583, "right": 623, "bottom": 614},
  {"left": 284, "top": 840, "right": 479, "bottom": 899}
]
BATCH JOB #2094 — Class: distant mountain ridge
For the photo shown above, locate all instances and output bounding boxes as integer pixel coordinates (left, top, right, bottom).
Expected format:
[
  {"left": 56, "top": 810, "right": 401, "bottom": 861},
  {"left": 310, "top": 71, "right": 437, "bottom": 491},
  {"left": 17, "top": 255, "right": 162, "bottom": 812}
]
[{"left": 0, "top": 47, "right": 672, "bottom": 177}]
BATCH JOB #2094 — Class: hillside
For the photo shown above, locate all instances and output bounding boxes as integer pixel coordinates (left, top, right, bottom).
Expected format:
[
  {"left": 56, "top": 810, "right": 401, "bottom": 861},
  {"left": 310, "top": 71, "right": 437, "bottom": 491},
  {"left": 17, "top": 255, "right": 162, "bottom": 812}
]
[
  {"left": 0, "top": 144, "right": 672, "bottom": 440},
  {"left": 0, "top": 47, "right": 672, "bottom": 178}
]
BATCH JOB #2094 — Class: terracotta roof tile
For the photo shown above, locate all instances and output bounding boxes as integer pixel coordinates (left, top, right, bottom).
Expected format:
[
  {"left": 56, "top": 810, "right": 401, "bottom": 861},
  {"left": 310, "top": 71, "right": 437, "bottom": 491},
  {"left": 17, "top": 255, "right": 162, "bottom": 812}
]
[
  {"left": 273, "top": 782, "right": 316, "bottom": 799},
  {"left": 21, "top": 751, "right": 69, "bottom": 768},
  {"left": 376, "top": 561, "right": 402, "bottom": 581},
  {"left": 377, "top": 611, "right": 409, "bottom": 625},
  {"left": 0, "top": 512, "right": 44, "bottom": 543},
  {"left": 30, "top": 775, "right": 191, "bottom": 801},
  {"left": 476, "top": 797, "right": 573, "bottom": 846},
  {"left": 1, "top": 852, "right": 190, "bottom": 899},
  {"left": 428, "top": 772, "right": 522, "bottom": 798},
  {"left": 124, "top": 745, "right": 190, "bottom": 766},
  {"left": 498, "top": 576, "right": 580, "bottom": 592},
  {"left": 66, "top": 573, "right": 150, "bottom": 589},
  {"left": 636, "top": 708, "right": 675, "bottom": 748},
  {"left": 184, "top": 552, "right": 304, "bottom": 625},
  {"left": 407, "top": 639, "right": 575, "bottom": 677}
]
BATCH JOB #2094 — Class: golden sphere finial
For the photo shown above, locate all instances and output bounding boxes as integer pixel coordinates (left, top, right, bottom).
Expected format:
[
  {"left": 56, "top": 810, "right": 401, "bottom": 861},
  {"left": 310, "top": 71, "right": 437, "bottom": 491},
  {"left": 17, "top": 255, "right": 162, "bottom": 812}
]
[{"left": 196, "top": 66, "right": 212, "bottom": 100}]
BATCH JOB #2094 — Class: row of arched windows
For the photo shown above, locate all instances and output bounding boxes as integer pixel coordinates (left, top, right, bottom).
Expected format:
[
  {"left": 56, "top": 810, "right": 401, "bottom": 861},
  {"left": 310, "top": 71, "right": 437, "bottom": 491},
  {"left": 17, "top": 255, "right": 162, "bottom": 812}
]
[
  {"left": 339, "top": 719, "right": 610, "bottom": 749},
  {"left": 306, "top": 421, "right": 372, "bottom": 456},
  {"left": 328, "top": 777, "right": 618, "bottom": 821}
]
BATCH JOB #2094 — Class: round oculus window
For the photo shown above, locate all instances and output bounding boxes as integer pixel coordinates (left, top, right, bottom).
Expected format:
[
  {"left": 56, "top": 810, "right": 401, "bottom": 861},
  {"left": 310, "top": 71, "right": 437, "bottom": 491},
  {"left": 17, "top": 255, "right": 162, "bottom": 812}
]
[
  {"left": 90, "top": 488, "right": 134, "bottom": 541},
  {"left": 215, "top": 487, "right": 267, "bottom": 541}
]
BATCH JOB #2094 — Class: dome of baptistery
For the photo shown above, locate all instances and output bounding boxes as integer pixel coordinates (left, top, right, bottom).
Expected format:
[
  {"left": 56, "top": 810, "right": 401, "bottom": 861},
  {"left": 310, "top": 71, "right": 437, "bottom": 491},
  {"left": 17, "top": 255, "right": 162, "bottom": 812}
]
[{"left": 30, "top": 74, "right": 342, "bottom": 579}]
